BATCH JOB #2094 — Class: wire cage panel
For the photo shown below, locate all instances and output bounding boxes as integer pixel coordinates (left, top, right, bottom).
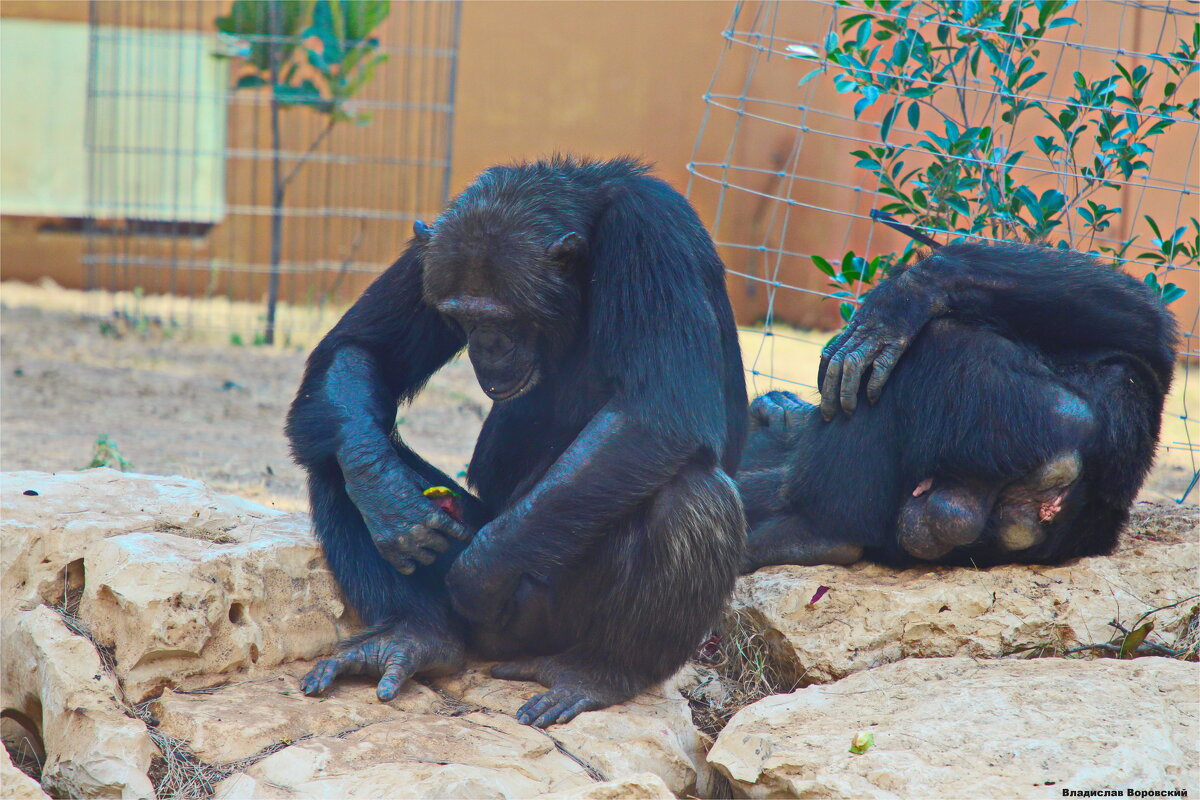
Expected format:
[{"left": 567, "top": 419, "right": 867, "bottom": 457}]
[{"left": 83, "top": 0, "right": 459, "bottom": 344}]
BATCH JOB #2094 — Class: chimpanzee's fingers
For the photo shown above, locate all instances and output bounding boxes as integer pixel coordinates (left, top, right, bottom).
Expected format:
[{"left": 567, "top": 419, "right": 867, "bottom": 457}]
[
  {"left": 819, "top": 357, "right": 844, "bottom": 421},
  {"left": 410, "top": 547, "right": 438, "bottom": 566},
  {"left": 866, "top": 341, "right": 907, "bottom": 404},
  {"left": 819, "top": 320, "right": 858, "bottom": 386},
  {"left": 415, "top": 528, "right": 452, "bottom": 553},
  {"left": 394, "top": 556, "right": 417, "bottom": 575},
  {"left": 425, "top": 512, "right": 472, "bottom": 542},
  {"left": 838, "top": 353, "right": 867, "bottom": 416},
  {"left": 820, "top": 325, "right": 871, "bottom": 419}
]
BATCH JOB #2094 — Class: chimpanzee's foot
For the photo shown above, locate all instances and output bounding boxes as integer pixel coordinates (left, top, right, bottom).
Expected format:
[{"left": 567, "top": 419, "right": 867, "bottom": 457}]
[
  {"left": 302, "top": 623, "right": 464, "bottom": 701},
  {"left": 491, "top": 656, "right": 630, "bottom": 728},
  {"left": 897, "top": 480, "right": 997, "bottom": 560},
  {"left": 992, "top": 451, "right": 1081, "bottom": 551},
  {"left": 740, "top": 513, "right": 863, "bottom": 572}
]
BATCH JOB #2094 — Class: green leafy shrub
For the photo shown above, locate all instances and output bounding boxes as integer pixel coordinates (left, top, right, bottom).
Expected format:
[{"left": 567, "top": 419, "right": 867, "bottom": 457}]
[{"left": 792, "top": 0, "right": 1197, "bottom": 317}]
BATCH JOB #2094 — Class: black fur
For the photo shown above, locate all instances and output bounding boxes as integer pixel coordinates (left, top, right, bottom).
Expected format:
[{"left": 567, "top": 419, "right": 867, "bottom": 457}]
[
  {"left": 739, "top": 241, "right": 1177, "bottom": 570},
  {"left": 286, "top": 156, "right": 746, "bottom": 726}
]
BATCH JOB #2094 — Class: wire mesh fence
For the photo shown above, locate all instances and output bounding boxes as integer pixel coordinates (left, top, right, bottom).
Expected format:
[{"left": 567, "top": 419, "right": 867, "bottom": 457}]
[
  {"left": 82, "top": 0, "right": 459, "bottom": 345},
  {"left": 688, "top": 0, "right": 1198, "bottom": 503}
]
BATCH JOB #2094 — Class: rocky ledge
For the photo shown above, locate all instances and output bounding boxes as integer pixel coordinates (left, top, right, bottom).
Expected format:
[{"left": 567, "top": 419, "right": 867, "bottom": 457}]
[{"left": 2, "top": 469, "right": 1195, "bottom": 799}]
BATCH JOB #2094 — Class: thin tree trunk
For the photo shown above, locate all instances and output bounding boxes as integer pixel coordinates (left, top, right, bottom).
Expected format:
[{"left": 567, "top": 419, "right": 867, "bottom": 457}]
[{"left": 264, "top": 2, "right": 283, "bottom": 346}]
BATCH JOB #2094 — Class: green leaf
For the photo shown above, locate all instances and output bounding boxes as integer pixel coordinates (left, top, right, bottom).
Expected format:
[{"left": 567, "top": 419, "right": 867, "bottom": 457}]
[
  {"left": 309, "top": 0, "right": 346, "bottom": 65},
  {"left": 274, "top": 79, "right": 325, "bottom": 107},
  {"left": 880, "top": 105, "right": 898, "bottom": 143},
  {"left": 1039, "top": 189, "right": 1066, "bottom": 217},
  {"left": 341, "top": 52, "right": 388, "bottom": 99},
  {"left": 853, "top": 85, "right": 881, "bottom": 118},
  {"left": 811, "top": 255, "right": 837, "bottom": 277},
  {"left": 1119, "top": 622, "right": 1153, "bottom": 659},
  {"left": 797, "top": 68, "right": 824, "bottom": 88},
  {"left": 907, "top": 101, "right": 920, "bottom": 129},
  {"left": 1018, "top": 71, "right": 1048, "bottom": 92},
  {"left": 856, "top": 18, "right": 873, "bottom": 49},
  {"left": 1161, "top": 284, "right": 1186, "bottom": 304},
  {"left": 235, "top": 74, "right": 268, "bottom": 90}
]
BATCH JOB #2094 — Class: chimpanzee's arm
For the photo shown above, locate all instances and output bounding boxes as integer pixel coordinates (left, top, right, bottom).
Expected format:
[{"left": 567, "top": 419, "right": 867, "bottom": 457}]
[
  {"left": 287, "top": 241, "right": 489, "bottom": 575},
  {"left": 444, "top": 403, "right": 700, "bottom": 623},
  {"left": 819, "top": 242, "right": 1178, "bottom": 417}
]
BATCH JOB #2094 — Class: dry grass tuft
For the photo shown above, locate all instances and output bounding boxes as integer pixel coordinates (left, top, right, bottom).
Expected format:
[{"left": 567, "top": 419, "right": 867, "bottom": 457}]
[
  {"left": 138, "top": 708, "right": 304, "bottom": 800},
  {"left": 684, "top": 608, "right": 801, "bottom": 739},
  {"left": 1164, "top": 602, "right": 1200, "bottom": 661},
  {"left": 3, "top": 733, "right": 43, "bottom": 783}
]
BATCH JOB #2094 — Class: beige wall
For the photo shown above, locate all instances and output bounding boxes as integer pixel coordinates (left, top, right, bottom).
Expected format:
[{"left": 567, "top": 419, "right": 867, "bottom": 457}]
[{"left": 449, "top": 1, "right": 730, "bottom": 194}]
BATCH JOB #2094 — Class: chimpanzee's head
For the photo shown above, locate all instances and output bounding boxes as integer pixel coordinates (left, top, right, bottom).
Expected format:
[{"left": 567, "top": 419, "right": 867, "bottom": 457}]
[{"left": 418, "top": 213, "right": 585, "bottom": 402}]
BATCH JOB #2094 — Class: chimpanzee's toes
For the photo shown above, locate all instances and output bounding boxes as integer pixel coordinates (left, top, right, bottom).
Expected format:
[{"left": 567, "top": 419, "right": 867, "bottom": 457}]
[
  {"left": 517, "top": 688, "right": 603, "bottom": 728},
  {"left": 301, "top": 659, "right": 341, "bottom": 696},
  {"left": 301, "top": 626, "right": 464, "bottom": 701}
]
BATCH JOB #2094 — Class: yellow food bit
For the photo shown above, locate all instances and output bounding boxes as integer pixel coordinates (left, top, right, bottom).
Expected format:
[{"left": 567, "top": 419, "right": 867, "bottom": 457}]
[
  {"left": 849, "top": 731, "right": 875, "bottom": 754},
  {"left": 423, "top": 486, "right": 458, "bottom": 499}
]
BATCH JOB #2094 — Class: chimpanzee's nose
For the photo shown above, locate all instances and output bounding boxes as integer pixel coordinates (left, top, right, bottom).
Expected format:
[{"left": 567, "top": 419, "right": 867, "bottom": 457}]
[{"left": 472, "top": 329, "right": 514, "bottom": 360}]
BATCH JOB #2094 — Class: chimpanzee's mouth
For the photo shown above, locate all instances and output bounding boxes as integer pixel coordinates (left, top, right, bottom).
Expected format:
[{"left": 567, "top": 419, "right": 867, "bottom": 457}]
[{"left": 483, "top": 364, "right": 539, "bottom": 402}]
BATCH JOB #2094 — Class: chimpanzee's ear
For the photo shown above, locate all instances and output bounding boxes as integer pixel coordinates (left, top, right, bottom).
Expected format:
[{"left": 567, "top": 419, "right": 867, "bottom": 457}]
[
  {"left": 413, "top": 220, "right": 433, "bottom": 242},
  {"left": 547, "top": 232, "right": 584, "bottom": 263}
]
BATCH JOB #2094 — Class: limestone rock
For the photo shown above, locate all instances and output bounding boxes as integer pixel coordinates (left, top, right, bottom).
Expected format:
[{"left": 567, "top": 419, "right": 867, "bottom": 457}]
[
  {"left": 163, "top": 661, "right": 713, "bottom": 798},
  {"left": 212, "top": 712, "right": 599, "bottom": 799},
  {"left": 1, "top": 606, "right": 156, "bottom": 799},
  {"left": 543, "top": 772, "right": 675, "bottom": 799},
  {"left": 1, "top": 469, "right": 349, "bottom": 701},
  {"left": 148, "top": 661, "right": 444, "bottom": 764},
  {"left": 2, "top": 469, "right": 277, "bottom": 612},
  {"left": 708, "top": 657, "right": 1200, "bottom": 799},
  {"left": 1, "top": 747, "right": 50, "bottom": 800},
  {"left": 733, "top": 503, "right": 1199, "bottom": 684},
  {"left": 432, "top": 665, "right": 714, "bottom": 797}
]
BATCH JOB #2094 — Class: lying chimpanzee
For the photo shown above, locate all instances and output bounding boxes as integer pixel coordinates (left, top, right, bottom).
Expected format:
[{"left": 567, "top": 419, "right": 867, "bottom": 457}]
[
  {"left": 287, "top": 157, "right": 747, "bottom": 727},
  {"left": 737, "top": 242, "right": 1177, "bottom": 570}
]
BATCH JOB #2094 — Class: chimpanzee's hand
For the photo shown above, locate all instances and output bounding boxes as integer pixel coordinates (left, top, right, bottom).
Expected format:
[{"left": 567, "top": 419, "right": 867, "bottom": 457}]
[
  {"left": 749, "top": 390, "right": 810, "bottom": 440},
  {"left": 819, "top": 271, "right": 947, "bottom": 419},
  {"left": 344, "top": 467, "right": 475, "bottom": 575},
  {"left": 444, "top": 513, "right": 524, "bottom": 628}
]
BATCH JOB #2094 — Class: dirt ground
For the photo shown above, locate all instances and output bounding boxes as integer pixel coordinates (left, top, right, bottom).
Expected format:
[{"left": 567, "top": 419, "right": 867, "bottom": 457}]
[
  {"left": 0, "top": 287, "right": 488, "bottom": 513},
  {"left": 1, "top": 281, "right": 1197, "bottom": 513}
]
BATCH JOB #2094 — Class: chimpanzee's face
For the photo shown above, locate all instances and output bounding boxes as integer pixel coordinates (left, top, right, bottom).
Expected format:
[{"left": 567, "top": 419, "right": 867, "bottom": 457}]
[
  {"left": 421, "top": 224, "right": 583, "bottom": 403},
  {"left": 435, "top": 295, "right": 542, "bottom": 401}
]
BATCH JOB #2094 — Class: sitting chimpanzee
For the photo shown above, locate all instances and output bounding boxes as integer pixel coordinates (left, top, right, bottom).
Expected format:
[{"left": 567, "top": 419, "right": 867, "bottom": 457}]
[
  {"left": 286, "top": 157, "right": 747, "bottom": 727},
  {"left": 737, "top": 242, "right": 1177, "bottom": 570}
]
